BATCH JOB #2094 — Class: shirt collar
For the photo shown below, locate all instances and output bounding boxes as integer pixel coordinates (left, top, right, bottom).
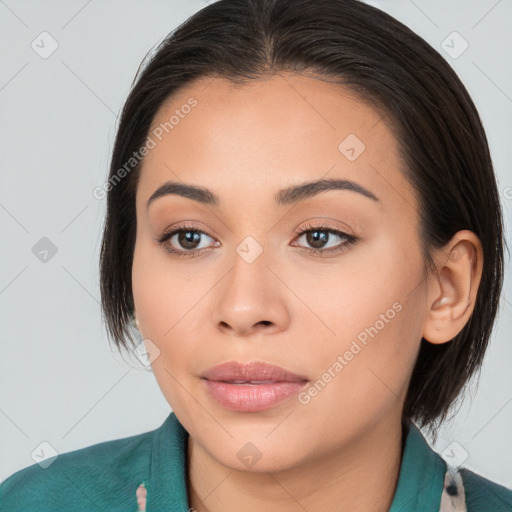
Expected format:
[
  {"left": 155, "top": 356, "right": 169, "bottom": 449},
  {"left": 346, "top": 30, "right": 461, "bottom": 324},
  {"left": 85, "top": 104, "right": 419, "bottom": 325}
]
[
  {"left": 145, "top": 411, "right": 190, "bottom": 511},
  {"left": 389, "top": 418, "right": 447, "bottom": 511},
  {"left": 144, "top": 412, "right": 446, "bottom": 510}
]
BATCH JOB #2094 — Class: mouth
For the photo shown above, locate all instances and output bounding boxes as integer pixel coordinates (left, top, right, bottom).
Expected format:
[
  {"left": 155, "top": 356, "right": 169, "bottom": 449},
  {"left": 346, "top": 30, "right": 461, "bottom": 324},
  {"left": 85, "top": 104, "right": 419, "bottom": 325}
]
[
  {"left": 218, "top": 380, "right": 289, "bottom": 384},
  {"left": 201, "top": 360, "right": 308, "bottom": 383},
  {"left": 200, "top": 361, "right": 309, "bottom": 412}
]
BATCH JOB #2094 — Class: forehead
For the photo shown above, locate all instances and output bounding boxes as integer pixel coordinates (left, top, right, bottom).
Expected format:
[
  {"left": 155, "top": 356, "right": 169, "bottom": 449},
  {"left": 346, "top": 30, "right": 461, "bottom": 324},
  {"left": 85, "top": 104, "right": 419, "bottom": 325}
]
[{"left": 137, "top": 73, "right": 417, "bottom": 214}]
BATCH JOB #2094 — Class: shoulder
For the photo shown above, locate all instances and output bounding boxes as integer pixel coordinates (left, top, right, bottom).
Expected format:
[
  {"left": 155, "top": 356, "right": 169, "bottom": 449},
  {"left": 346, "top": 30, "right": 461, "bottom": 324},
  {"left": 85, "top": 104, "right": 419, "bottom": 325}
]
[
  {"left": 0, "top": 428, "right": 155, "bottom": 512},
  {"left": 459, "top": 466, "right": 512, "bottom": 512}
]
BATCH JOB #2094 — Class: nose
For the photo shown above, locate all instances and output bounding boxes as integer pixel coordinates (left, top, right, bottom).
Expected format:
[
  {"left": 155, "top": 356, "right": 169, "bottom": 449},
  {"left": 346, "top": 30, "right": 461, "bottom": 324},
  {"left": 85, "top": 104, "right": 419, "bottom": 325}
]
[{"left": 213, "top": 247, "right": 290, "bottom": 338}]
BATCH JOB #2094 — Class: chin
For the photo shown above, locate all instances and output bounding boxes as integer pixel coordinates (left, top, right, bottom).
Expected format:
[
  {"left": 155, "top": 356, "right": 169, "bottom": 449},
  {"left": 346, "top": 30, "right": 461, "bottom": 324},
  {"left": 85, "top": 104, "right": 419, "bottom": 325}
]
[{"left": 199, "top": 432, "right": 310, "bottom": 474}]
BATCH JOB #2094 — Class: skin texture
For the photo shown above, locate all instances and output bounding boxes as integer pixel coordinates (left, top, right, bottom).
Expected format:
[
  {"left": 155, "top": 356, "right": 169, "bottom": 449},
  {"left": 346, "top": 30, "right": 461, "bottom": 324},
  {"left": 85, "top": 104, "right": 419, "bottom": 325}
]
[{"left": 131, "top": 73, "right": 483, "bottom": 512}]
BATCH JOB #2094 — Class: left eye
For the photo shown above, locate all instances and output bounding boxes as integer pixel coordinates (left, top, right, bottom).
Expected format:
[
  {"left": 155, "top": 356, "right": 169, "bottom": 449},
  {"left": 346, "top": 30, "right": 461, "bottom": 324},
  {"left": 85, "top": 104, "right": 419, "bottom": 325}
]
[{"left": 292, "top": 226, "right": 357, "bottom": 254}]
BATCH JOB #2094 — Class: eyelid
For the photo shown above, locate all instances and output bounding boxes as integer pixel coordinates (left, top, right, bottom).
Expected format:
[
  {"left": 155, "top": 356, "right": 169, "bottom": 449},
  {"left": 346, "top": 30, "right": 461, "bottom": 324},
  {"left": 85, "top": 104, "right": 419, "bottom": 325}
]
[
  {"left": 291, "top": 220, "right": 355, "bottom": 239},
  {"left": 155, "top": 222, "right": 215, "bottom": 243}
]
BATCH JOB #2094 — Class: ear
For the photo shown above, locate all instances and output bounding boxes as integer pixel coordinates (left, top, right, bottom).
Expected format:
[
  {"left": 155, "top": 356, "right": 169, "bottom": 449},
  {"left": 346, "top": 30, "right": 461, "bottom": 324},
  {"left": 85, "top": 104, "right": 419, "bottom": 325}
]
[{"left": 422, "top": 230, "right": 483, "bottom": 344}]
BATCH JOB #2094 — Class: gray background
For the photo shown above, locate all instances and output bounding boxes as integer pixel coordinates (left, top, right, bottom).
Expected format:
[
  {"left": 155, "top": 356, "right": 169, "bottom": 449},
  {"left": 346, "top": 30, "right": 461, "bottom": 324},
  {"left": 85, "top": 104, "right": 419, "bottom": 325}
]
[{"left": 1, "top": 0, "right": 511, "bottom": 488}]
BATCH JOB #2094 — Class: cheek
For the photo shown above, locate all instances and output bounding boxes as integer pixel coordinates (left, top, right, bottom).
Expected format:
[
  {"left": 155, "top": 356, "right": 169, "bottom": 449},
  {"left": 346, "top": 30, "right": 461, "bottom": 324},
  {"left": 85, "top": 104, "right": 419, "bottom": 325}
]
[
  {"left": 294, "top": 301, "right": 422, "bottom": 444},
  {"left": 131, "top": 239, "right": 194, "bottom": 408},
  {"left": 132, "top": 236, "right": 199, "bottom": 337},
  {"left": 286, "top": 231, "right": 418, "bottom": 349},
  {"left": 131, "top": 237, "right": 211, "bottom": 398},
  {"left": 132, "top": 242, "right": 166, "bottom": 336},
  {"left": 293, "top": 236, "right": 424, "bottom": 408}
]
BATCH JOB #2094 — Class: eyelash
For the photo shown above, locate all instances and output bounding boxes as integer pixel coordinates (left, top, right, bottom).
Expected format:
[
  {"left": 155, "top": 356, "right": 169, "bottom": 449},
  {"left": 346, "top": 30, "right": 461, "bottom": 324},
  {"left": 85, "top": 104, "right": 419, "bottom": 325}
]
[{"left": 156, "top": 222, "right": 358, "bottom": 258}]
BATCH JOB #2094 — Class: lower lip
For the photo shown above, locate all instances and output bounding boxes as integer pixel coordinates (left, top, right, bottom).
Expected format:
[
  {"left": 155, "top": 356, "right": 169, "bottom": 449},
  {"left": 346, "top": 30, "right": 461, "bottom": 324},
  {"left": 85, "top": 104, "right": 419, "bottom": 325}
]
[{"left": 202, "top": 379, "right": 308, "bottom": 412}]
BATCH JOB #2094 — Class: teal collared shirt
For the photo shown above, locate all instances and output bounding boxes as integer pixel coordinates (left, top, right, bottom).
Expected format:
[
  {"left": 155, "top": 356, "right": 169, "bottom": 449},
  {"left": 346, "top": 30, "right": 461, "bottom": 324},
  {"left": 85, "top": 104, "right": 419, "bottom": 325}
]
[{"left": 1, "top": 411, "right": 511, "bottom": 511}]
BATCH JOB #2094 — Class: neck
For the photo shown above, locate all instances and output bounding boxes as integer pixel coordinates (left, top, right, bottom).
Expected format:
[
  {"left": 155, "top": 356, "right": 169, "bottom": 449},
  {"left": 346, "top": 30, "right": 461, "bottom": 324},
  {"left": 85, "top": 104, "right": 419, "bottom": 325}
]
[{"left": 186, "top": 414, "right": 405, "bottom": 512}]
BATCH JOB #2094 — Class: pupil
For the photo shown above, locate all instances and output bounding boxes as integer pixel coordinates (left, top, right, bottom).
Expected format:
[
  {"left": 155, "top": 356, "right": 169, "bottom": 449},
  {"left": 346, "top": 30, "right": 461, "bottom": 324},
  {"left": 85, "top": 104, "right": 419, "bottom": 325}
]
[
  {"left": 308, "top": 231, "right": 328, "bottom": 249},
  {"left": 179, "top": 231, "right": 200, "bottom": 249}
]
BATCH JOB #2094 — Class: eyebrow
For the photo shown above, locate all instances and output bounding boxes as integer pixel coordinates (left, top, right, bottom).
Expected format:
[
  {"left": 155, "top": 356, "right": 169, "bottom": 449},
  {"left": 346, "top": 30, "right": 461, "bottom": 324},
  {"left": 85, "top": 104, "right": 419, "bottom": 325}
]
[{"left": 146, "top": 178, "right": 379, "bottom": 209}]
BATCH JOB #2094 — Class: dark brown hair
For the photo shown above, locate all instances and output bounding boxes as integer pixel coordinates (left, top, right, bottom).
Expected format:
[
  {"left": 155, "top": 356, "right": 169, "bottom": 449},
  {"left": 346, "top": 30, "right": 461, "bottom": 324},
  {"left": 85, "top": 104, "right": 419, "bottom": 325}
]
[{"left": 99, "top": 0, "right": 505, "bottom": 437}]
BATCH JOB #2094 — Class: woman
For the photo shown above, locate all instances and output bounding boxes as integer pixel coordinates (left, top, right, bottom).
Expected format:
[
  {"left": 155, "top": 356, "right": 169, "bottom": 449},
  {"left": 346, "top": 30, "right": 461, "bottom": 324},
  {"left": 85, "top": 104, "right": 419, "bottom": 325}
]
[{"left": 1, "top": 0, "right": 511, "bottom": 510}]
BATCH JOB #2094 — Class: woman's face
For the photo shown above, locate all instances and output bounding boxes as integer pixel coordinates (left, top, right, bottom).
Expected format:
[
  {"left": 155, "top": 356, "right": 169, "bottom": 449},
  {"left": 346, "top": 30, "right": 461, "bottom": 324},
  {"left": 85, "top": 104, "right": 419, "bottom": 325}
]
[{"left": 132, "top": 73, "right": 430, "bottom": 471}]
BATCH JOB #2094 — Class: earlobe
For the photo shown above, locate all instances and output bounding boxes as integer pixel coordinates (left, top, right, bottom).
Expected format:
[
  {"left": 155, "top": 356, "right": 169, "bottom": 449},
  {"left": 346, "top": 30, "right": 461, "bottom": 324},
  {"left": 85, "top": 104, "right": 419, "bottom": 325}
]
[
  {"left": 422, "top": 230, "right": 483, "bottom": 344},
  {"left": 131, "top": 310, "right": 140, "bottom": 329}
]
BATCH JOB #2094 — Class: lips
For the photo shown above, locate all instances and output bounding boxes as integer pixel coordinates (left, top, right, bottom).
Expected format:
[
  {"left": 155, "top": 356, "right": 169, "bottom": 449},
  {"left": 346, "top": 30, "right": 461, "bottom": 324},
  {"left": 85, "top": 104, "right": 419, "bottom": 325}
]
[
  {"left": 201, "top": 361, "right": 308, "bottom": 383},
  {"left": 200, "top": 361, "right": 309, "bottom": 412}
]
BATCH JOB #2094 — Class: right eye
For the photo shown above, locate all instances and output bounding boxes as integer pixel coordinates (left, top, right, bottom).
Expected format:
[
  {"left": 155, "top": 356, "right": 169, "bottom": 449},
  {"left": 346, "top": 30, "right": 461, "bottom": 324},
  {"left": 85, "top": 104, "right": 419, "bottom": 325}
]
[{"left": 156, "top": 224, "right": 220, "bottom": 257}]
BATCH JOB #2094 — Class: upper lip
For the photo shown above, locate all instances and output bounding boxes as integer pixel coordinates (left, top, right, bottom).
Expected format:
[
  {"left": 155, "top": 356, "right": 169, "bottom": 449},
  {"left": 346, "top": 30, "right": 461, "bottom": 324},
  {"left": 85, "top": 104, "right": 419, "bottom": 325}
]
[{"left": 201, "top": 361, "right": 308, "bottom": 382}]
